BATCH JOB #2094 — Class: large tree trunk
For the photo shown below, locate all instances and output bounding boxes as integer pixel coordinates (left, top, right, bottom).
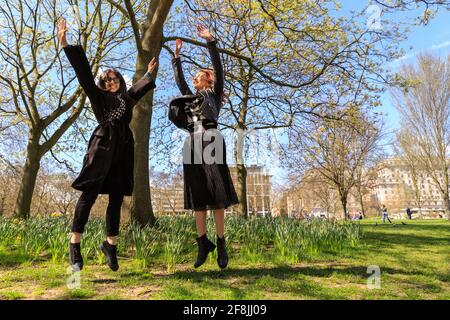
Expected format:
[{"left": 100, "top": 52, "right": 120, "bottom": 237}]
[
  {"left": 130, "top": 0, "right": 174, "bottom": 227},
  {"left": 130, "top": 74, "right": 156, "bottom": 227},
  {"left": 13, "top": 139, "right": 41, "bottom": 219}
]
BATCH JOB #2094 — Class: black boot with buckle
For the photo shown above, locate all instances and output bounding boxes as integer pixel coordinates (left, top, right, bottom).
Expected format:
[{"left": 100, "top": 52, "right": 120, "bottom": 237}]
[
  {"left": 69, "top": 242, "right": 83, "bottom": 272},
  {"left": 194, "top": 234, "right": 216, "bottom": 268}
]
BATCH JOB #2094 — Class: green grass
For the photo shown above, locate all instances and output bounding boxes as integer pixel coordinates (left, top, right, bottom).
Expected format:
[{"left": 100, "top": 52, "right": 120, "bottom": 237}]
[
  {"left": 0, "top": 218, "right": 448, "bottom": 300},
  {"left": 0, "top": 291, "right": 26, "bottom": 300}
]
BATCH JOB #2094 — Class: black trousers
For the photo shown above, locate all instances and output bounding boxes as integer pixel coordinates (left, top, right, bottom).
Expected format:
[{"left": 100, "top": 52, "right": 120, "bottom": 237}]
[{"left": 72, "top": 184, "right": 124, "bottom": 237}]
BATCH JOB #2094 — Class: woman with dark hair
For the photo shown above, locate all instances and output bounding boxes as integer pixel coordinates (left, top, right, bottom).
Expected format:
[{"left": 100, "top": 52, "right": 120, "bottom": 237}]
[
  {"left": 169, "top": 25, "right": 239, "bottom": 269},
  {"left": 57, "top": 19, "right": 157, "bottom": 272}
]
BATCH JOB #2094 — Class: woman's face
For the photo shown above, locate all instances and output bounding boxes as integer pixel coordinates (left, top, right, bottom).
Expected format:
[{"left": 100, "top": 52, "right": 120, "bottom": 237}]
[
  {"left": 104, "top": 71, "right": 121, "bottom": 93},
  {"left": 193, "top": 71, "right": 210, "bottom": 91}
]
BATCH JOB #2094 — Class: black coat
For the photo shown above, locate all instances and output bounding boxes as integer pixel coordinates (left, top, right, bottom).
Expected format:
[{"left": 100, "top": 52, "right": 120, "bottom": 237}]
[
  {"left": 63, "top": 45, "right": 156, "bottom": 195},
  {"left": 169, "top": 40, "right": 224, "bottom": 129}
]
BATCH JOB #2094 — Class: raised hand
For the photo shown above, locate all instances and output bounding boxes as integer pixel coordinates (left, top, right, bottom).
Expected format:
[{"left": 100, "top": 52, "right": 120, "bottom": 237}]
[
  {"left": 196, "top": 25, "right": 213, "bottom": 42},
  {"left": 174, "top": 39, "right": 183, "bottom": 58},
  {"left": 57, "top": 18, "right": 68, "bottom": 47},
  {"left": 147, "top": 57, "right": 158, "bottom": 74}
]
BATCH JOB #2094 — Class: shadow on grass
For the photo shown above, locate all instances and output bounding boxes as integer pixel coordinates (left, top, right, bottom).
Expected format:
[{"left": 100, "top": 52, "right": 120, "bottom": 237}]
[
  {"left": 362, "top": 230, "right": 450, "bottom": 248},
  {"left": 362, "top": 221, "right": 450, "bottom": 234},
  {"left": 0, "top": 248, "right": 29, "bottom": 267},
  {"left": 90, "top": 279, "right": 118, "bottom": 284},
  {"left": 154, "top": 264, "right": 436, "bottom": 299},
  {"left": 162, "top": 264, "right": 422, "bottom": 282}
]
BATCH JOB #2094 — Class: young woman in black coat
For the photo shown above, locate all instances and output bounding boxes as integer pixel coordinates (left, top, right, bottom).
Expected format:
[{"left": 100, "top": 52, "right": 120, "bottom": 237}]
[
  {"left": 58, "top": 19, "right": 157, "bottom": 272},
  {"left": 169, "top": 25, "right": 239, "bottom": 269}
]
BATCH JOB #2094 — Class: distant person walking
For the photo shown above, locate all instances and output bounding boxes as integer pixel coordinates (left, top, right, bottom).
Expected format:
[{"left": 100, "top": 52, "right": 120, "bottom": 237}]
[
  {"left": 406, "top": 207, "right": 412, "bottom": 220},
  {"left": 381, "top": 204, "right": 392, "bottom": 224}
]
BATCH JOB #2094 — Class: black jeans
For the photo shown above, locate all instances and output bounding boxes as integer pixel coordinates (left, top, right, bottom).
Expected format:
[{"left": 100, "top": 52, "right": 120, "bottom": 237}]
[{"left": 72, "top": 185, "right": 124, "bottom": 237}]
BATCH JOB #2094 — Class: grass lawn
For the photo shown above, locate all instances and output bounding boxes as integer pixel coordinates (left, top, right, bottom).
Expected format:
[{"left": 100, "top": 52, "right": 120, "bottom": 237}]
[{"left": 0, "top": 219, "right": 448, "bottom": 300}]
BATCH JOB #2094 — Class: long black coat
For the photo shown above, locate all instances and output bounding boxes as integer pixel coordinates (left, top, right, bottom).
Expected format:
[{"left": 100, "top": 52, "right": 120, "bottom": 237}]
[
  {"left": 168, "top": 40, "right": 239, "bottom": 210},
  {"left": 63, "top": 45, "right": 156, "bottom": 195}
]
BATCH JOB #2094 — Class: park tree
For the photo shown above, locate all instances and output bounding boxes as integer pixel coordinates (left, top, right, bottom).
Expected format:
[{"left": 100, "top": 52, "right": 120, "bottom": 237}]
[
  {"left": 394, "top": 129, "right": 425, "bottom": 218},
  {"left": 300, "top": 172, "right": 341, "bottom": 219},
  {"left": 352, "top": 160, "right": 383, "bottom": 218},
  {"left": 392, "top": 54, "right": 450, "bottom": 220},
  {"left": 288, "top": 110, "right": 384, "bottom": 220}
]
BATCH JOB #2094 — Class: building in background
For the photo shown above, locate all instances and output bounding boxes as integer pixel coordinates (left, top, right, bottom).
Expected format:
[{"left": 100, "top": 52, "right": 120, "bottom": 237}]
[
  {"left": 228, "top": 165, "right": 272, "bottom": 216},
  {"left": 274, "top": 158, "right": 448, "bottom": 220},
  {"left": 373, "top": 158, "right": 446, "bottom": 218},
  {"left": 151, "top": 171, "right": 187, "bottom": 215},
  {"left": 151, "top": 185, "right": 186, "bottom": 214},
  {"left": 151, "top": 165, "right": 273, "bottom": 216}
]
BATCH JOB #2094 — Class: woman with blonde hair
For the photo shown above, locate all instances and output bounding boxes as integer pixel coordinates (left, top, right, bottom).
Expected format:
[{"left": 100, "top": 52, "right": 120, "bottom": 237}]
[{"left": 169, "top": 25, "right": 239, "bottom": 269}]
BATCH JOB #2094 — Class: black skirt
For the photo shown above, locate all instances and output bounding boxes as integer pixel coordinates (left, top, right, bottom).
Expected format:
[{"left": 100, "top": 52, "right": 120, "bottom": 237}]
[{"left": 183, "top": 122, "right": 239, "bottom": 211}]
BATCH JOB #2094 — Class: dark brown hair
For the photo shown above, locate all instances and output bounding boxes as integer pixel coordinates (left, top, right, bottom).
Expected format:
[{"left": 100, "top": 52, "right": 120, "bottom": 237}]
[{"left": 97, "top": 68, "right": 127, "bottom": 95}]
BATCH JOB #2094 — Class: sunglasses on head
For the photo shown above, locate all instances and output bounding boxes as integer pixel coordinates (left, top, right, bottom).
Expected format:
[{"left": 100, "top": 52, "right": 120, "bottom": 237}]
[{"left": 105, "top": 77, "right": 120, "bottom": 84}]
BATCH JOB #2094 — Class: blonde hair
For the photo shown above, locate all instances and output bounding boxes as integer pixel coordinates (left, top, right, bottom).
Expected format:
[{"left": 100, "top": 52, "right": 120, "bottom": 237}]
[
  {"left": 196, "top": 68, "right": 215, "bottom": 89},
  {"left": 195, "top": 68, "right": 229, "bottom": 103}
]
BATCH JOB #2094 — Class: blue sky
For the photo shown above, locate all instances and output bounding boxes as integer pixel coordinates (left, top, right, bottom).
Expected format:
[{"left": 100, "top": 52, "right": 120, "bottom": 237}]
[
  {"left": 340, "top": 0, "right": 450, "bottom": 135},
  {"left": 381, "top": 10, "right": 450, "bottom": 134}
]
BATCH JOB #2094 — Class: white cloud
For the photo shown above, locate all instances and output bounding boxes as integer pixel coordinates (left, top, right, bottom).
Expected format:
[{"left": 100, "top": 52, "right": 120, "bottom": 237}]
[
  {"left": 430, "top": 40, "right": 450, "bottom": 50},
  {"left": 394, "top": 52, "right": 416, "bottom": 63},
  {"left": 393, "top": 40, "right": 450, "bottom": 64}
]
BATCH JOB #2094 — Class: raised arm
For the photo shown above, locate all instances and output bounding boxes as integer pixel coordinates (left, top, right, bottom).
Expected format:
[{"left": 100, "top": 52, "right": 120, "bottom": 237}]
[
  {"left": 197, "top": 25, "right": 224, "bottom": 98},
  {"left": 58, "top": 19, "right": 101, "bottom": 105},
  {"left": 127, "top": 58, "right": 157, "bottom": 102},
  {"left": 207, "top": 40, "right": 224, "bottom": 98},
  {"left": 172, "top": 39, "right": 193, "bottom": 95}
]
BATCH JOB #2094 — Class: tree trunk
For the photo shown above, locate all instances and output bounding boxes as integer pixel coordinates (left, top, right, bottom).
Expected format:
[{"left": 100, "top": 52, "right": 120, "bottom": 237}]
[
  {"left": 13, "top": 139, "right": 41, "bottom": 219},
  {"left": 358, "top": 189, "right": 366, "bottom": 217},
  {"left": 0, "top": 195, "right": 4, "bottom": 216},
  {"left": 234, "top": 127, "right": 248, "bottom": 218},
  {"left": 130, "top": 0, "right": 174, "bottom": 227},
  {"left": 415, "top": 190, "right": 423, "bottom": 219},
  {"left": 339, "top": 190, "right": 348, "bottom": 220},
  {"left": 342, "top": 199, "right": 348, "bottom": 220},
  {"left": 444, "top": 193, "right": 450, "bottom": 220},
  {"left": 130, "top": 89, "right": 157, "bottom": 226},
  {"left": 236, "top": 164, "right": 248, "bottom": 218}
]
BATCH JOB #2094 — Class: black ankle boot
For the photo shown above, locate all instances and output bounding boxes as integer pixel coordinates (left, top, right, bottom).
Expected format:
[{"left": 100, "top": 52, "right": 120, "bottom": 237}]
[
  {"left": 100, "top": 240, "right": 119, "bottom": 271},
  {"left": 69, "top": 242, "right": 83, "bottom": 271},
  {"left": 194, "top": 234, "right": 216, "bottom": 268},
  {"left": 216, "top": 236, "right": 228, "bottom": 269}
]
